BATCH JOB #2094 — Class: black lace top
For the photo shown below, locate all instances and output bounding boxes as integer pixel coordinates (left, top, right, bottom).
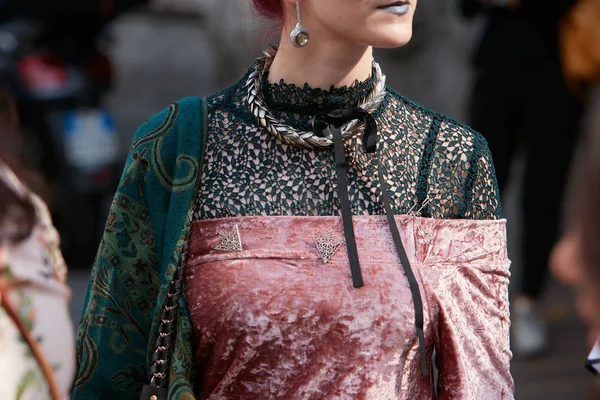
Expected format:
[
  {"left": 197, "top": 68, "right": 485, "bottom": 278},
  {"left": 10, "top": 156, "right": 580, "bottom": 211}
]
[{"left": 193, "top": 64, "right": 502, "bottom": 221}]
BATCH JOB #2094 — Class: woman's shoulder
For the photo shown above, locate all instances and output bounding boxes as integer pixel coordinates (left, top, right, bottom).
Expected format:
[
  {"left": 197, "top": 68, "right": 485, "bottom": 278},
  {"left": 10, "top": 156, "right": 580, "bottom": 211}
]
[
  {"left": 130, "top": 96, "right": 207, "bottom": 163},
  {"left": 386, "top": 86, "right": 489, "bottom": 154},
  {"left": 134, "top": 96, "right": 203, "bottom": 140},
  {"left": 204, "top": 78, "right": 247, "bottom": 111},
  {"left": 386, "top": 88, "right": 502, "bottom": 219},
  {"left": 118, "top": 96, "right": 207, "bottom": 205},
  {"left": 134, "top": 79, "right": 242, "bottom": 143}
]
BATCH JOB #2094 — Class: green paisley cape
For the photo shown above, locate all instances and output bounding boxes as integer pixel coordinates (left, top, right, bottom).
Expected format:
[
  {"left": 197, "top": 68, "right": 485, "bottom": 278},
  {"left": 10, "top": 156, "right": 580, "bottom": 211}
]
[{"left": 73, "top": 97, "right": 207, "bottom": 399}]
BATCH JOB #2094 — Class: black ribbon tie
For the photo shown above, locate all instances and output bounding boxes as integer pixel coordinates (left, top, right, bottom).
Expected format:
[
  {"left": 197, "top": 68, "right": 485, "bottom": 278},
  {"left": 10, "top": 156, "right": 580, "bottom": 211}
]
[{"left": 311, "top": 107, "right": 429, "bottom": 377}]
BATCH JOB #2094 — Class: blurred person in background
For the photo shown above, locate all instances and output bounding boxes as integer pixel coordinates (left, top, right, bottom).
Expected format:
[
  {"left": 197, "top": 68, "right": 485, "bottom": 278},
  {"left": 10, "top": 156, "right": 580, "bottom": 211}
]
[
  {"left": 551, "top": 90, "right": 600, "bottom": 384},
  {"left": 74, "top": 0, "right": 513, "bottom": 398},
  {"left": 552, "top": 0, "right": 600, "bottom": 384},
  {"left": 460, "top": 0, "right": 582, "bottom": 357},
  {"left": 0, "top": 89, "right": 75, "bottom": 399}
]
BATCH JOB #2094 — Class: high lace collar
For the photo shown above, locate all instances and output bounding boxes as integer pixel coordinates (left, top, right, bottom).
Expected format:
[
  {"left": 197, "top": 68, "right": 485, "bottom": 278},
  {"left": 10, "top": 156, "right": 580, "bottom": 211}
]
[{"left": 261, "top": 69, "right": 377, "bottom": 116}]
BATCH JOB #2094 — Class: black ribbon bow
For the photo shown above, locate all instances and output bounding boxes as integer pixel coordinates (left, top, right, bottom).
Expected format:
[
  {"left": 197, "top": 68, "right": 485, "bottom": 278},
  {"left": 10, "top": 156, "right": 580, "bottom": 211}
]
[
  {"left": 311, "top": 107, "right": 429, "bottom": 377},
  {"left": 311, "top": 107, "right": 378, "bottom": 155}
]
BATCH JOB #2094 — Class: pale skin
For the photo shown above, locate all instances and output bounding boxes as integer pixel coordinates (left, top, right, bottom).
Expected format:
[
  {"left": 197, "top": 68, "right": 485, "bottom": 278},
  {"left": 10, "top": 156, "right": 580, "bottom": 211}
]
[{"left": 268, "top": 0, "right": 417, "bottom": 89}]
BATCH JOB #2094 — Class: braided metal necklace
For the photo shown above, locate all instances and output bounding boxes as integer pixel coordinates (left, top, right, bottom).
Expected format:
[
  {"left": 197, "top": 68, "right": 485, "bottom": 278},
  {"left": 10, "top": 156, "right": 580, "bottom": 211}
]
[{"left": 244, "top": 47, "right": 387, "bottom": 150}]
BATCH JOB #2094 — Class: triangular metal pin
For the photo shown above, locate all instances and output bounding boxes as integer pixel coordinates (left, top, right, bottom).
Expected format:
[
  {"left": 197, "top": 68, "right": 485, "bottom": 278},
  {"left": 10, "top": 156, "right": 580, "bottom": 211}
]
[
  {"left": 312, "top": 230, "right": 344, "bottom": 264},
  {"left": 213, "top": 225, "right": 243, "bottom": 251}
]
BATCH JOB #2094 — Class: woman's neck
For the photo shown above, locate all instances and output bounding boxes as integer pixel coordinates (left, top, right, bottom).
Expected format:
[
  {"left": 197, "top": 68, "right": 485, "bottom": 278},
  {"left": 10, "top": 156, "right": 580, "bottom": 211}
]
[{"left": 267, "top": 30, "right": 374, "bottom": 89}]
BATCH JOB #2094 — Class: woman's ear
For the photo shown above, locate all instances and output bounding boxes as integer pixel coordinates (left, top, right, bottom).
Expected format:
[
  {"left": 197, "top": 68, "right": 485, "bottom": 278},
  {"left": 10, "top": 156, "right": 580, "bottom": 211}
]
[{"left": 280, "top": 0, "right": 294, "bottom": 24}]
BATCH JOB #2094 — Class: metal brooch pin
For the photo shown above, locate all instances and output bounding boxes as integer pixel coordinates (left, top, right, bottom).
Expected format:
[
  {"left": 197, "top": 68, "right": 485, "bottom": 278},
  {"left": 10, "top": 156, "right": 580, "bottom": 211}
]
[
  {"left": 313, "top": 230, "right": 345, "bottom": 264},
  {"left": 401, "top": 196, "right": 432, "bottom": 225},
  {"left": 213, "top": 225, "right": 243, "bottom": 251},
  {"left": 414, "top": 197, "right": 434, "bottom": 244}
]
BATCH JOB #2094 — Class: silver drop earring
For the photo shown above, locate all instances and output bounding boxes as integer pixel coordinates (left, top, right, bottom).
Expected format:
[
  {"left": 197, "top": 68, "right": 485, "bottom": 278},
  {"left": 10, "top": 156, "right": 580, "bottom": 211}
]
[{"left": 290, "top": 0, "right": 309, "bottom": 47}]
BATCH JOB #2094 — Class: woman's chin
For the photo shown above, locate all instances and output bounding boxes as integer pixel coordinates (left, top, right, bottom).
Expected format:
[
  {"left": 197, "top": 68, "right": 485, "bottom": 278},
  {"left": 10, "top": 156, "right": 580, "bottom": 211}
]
[
  {"left": 373, "top": 37, "right": 413, "bottom": 49},
  {"left": 362, "top": 28, "right": 413, "bottom": 49}
]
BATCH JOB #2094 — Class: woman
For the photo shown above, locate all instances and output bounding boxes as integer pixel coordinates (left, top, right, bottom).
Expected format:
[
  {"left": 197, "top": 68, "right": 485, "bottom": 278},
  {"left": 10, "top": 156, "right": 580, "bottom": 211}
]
[
  {"left": 0, "top": 149, "right": 75, "bottom": 398},
  {"left": 551, "top": 95, "right": 600, "bottom": 375},
  {"left": 74, "top": 0, "right": 513, "bottom": 399}
]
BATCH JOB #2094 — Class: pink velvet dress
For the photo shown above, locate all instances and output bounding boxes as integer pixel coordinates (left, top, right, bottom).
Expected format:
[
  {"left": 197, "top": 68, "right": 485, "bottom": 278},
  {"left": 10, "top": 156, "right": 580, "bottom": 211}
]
[
  {"left": 185, "top": 66, "right": 513, "bottom": 398},
  {"left": 185, "top": 215, "right": 512, "bottom": 399}
]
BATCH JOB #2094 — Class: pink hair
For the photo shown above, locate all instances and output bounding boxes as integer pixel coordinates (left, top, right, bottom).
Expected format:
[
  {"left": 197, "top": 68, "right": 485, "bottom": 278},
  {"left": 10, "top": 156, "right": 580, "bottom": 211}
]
[{"left": 252, "top": 0, "right": 283, "bottom": 20}]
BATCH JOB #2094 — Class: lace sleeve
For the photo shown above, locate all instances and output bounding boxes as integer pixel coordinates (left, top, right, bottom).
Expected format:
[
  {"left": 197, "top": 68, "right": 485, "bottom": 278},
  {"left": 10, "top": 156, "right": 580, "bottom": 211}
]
[{"left": 463, "top": 134, "right": 503, "bottom": 220}]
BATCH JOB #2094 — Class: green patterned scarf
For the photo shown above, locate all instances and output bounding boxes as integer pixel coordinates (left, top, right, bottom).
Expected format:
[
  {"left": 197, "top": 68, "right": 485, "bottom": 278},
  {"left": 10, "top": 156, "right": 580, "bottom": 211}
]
[{"left": 73, "top": 96, "right": 207, "bottom": 400}]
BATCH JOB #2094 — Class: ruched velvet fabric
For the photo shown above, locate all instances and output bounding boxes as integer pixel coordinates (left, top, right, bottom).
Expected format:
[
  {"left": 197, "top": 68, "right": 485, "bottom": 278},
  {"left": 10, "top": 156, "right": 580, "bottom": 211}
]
[{"left": 185, "top": 216, "right": 513, "bottom": 399}]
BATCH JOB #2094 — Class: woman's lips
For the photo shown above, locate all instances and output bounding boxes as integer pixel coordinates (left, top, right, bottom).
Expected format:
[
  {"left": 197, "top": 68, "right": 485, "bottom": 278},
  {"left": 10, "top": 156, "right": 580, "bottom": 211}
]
[{"left": 377, "top": 1, "right": 410, "bottom": 15}]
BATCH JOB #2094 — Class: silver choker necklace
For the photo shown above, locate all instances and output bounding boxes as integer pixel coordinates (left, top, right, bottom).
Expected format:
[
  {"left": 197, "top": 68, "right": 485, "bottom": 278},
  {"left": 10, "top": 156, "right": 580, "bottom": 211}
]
[{"left": 244, "top": 47, "right": 387, "bottom": 150}]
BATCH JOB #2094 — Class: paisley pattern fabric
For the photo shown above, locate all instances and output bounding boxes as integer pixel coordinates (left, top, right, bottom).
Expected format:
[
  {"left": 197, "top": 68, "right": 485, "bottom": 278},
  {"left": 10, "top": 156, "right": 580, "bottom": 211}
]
[
  {"left": 185, "top": 216, "right": 513, "bottom": 399},
  {"left": 0, "top": 159, "right": 75, "bottom": 399},
  {"left": 73, "top": 97, "right": 205, "bottom": 400}
]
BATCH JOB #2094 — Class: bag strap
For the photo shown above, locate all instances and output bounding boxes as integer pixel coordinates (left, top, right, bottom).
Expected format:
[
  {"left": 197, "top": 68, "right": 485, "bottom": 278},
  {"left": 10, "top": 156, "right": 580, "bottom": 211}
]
[
  {"left": 0, "top": 278, "right": 62, "bottom": 400},
  {"left": 140, "top": 96, "right": 208, "bottom": 400}
]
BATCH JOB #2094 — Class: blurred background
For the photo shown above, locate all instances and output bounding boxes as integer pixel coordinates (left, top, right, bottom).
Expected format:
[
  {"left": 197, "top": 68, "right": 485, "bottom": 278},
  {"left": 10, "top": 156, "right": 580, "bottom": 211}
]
[{"left": 0, "top": 0, "right": 598, "bottom": 398}]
